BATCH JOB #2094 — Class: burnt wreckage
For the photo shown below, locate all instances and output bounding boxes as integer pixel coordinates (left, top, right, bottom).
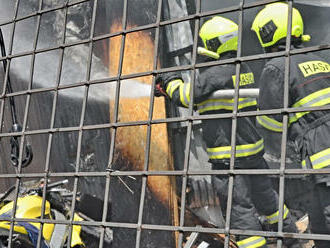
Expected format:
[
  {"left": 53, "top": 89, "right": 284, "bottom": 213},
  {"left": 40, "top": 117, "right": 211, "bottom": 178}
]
[{"left": 0, "top": 0, "right": 330, "bottom": 247}]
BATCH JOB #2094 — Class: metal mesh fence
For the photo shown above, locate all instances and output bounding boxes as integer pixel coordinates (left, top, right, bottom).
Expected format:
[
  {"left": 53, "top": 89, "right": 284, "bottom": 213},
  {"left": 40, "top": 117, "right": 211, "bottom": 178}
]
[{"left": 0, "top": 0, "right": 329, "bottom": 247}]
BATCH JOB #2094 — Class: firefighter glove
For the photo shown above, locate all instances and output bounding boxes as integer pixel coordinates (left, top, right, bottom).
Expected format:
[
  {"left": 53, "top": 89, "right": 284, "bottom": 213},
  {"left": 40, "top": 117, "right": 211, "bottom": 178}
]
[
  {"left": 187, "top": 176, "right": 220, "bottom": 209},
  {"left": 154, "top": 72, "right": 182, "bottom": 97}
]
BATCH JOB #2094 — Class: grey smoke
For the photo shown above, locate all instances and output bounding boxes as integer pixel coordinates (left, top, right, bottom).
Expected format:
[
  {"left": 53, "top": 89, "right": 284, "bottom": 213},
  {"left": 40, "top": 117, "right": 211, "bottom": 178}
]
[{"left": 0, "top": 0, "right": 151, "bottom": 102}]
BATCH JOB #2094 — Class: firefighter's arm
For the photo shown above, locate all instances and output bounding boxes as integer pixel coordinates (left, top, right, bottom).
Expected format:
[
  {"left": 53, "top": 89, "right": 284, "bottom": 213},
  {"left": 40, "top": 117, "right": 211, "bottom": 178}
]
[
  {"left": 154, "top": 70, "right": 218, "bottom": 107},
  {"left": 154, "top": 72, "right": 191, "bottom": 107},
  {"left": 257, "top": 64, "right": 284, "bottom": 132}
]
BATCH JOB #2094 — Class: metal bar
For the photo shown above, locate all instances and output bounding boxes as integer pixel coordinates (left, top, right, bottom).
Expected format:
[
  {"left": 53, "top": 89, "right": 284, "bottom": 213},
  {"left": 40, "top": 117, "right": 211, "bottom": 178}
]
[
  {"left": 0, "top": 0, "right": 91, "bottom": 27},
  {"left": 0, "top": 103, "right": 329, "bottom": 138},
  {"left": 26, "top": 1, "right": 46, "bottom": 247},
  {"left": 0, "top": 212, "right": 329, "bottom": 242},
  {"left": 183, "top": 231, "right": 199, "bottom": 248},
  {"left": 0, "top": 0, "right": 330, "bottom": 246},
  {"left": 0, "top": 82, "right": 257, "bottom": 100},
  {"left": 177, "top": 0, "right": 201, "bottom": 246},
  {"left": 99, "top": 0, "right": 129, "bottom": 246},
  {"left": 1, "top": 167, "right": 330, "bottom": 179},
  {"left": 0, "top": 0, "right": 280, "bottom": 30},
  {"left": 276, "top": 1, "right": 294, "bottom": 247},
  {"left": 223, "top": 1, "right": 245, "bottom": 247},
  {"left": 66, "top": 0, "right": 100, "bottom": 246},
  {"left": 0, "top": 103, "right": 328, "bottom": 139},
  {"left": 5, "top": 0, "right": 23, "bottom": 247},
  {"left": 135, "top": 0, "right": 163, "bottom": 247},
  {"left": 1, "top": 43, "right": 330, "bottom": 96}
]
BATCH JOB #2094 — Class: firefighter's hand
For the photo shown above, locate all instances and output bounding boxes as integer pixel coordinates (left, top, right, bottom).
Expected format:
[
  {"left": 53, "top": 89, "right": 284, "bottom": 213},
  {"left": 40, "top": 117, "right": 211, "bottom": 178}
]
[
  {"left": 154, "top": 82, "right": 167, "bottom": 97},
  {"left": 187, "top": 176, "right": 220, "bottom": 209},
  {"left": 154, "top": 72, "right": 183, "bottom": 97}
]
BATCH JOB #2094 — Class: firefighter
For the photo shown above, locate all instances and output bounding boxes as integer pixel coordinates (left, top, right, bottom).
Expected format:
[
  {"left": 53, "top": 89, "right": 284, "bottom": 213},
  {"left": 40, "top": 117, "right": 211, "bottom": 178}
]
[
  {"left": 252, "top": 2, "right": 330, "bottom": 248},
  {"left": 155, "top": 16, "right": 300, "bottom": 248}
]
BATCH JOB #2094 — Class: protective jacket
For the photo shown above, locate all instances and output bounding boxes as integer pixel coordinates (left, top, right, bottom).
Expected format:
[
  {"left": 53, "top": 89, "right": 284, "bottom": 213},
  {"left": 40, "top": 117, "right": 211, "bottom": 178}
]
[
  {"left": 165, "top": 56, "right": 263, "bottom": 165},
  {"left": 164, "top": 55, "right": 299, "bottom": 247},
  {"left": 257, "top": 52, "right": 330, "bottom": 183}
]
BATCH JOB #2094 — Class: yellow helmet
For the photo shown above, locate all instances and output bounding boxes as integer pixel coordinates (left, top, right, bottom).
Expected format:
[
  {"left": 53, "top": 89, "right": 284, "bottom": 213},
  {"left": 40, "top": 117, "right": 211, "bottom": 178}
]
[
  {"left": 251, "top": 2, "right": 310, "bottom": 48},
  {"left": 199, "top": 16, "right": 238, "bottom": 57},
  {"left": 0, "top": 195, "right": 85, "bottom": 247},
  {"left": 0, "top": 195, "right": 54, "bottom": 241}
]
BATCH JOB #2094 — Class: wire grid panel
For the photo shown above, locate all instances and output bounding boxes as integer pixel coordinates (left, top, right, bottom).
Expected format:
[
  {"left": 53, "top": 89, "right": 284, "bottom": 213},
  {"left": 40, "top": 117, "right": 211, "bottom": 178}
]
[{"left": 0, "top": 0, "right": 329, "bottom": 248}]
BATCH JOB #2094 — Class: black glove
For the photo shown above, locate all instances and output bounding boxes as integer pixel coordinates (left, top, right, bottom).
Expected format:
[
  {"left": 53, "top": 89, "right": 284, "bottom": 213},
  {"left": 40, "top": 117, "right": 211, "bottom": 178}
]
[
  {"left": 154, "top": 72, "right": 183, "bottom": 97},
  {"left": 187, "top": 176, "right": 220, "bottom": 209},
  {"left": 154, "top": 83, "right": 168, "bottom": 97}
]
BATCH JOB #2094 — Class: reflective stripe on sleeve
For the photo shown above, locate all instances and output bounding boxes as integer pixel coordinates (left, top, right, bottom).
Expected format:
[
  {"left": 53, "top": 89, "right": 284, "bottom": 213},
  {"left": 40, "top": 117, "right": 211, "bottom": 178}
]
[
  {"left": 256, "top": 115, "right": 283, "bottom": 132},
  {"left": 266, "top": 205, "right": 289, "bottom": 224},
  {"left": 166, "top": 79, "right": 182, "bottom": 98},
  {"left": 197, "top": 98, "right": 257, "bottom": 113},
  {"left": 237, "top": 236, "right": 267, "bottom": 248},
  {"left": 179, "top": 83, "right": 190, "bottom": 107},
  {"left": 289, "top": 87, "right": 330, "bottom": 124},
  {"left": 301, "top": 147, "right": 330, "bottom": 170},
  {"left": 165, "top": 80, "right": 191, "bottom": 107},
  {"left": 207, "top": 139, "right": 264, "bottom": 159}
]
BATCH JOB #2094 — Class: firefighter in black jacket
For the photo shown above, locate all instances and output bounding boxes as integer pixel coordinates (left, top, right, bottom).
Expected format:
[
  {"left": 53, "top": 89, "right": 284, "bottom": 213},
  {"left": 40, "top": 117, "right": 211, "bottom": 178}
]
[
  {"left": 252, "top": 2, "right": 330, "bottom": 248},
  {"left": 155, "top": 16, "right": 300, "bottom": 248}
]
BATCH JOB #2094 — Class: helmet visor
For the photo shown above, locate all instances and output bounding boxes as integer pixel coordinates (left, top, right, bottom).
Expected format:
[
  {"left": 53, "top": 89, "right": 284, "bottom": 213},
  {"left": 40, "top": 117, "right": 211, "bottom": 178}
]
[
  {"left": 259, "top": 20, "right": 278, "bottom": 44},
  {"left": 205, "top": 37, "right": 221, "bottom": 53}
]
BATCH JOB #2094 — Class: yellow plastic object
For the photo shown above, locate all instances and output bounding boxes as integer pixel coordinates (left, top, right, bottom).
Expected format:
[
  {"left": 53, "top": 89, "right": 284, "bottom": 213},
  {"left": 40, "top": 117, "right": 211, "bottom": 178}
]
[
  {"left": 251, "top": 2, "right": 310, "bottom": 47},
  {"left": 0, "top": 195, "right": 54, "bottom": 241},
  {"left": 302, "top": 34, "right": 311, "bottom": 42},
  {"left": 71, "top": 213, "right": 85, "bottom": 247},
  {"left": 199, "top": 16, "right": 238, "bottom": 56},
  {"left": 197, "top": 47, "right": 220, "bottom": 59}
]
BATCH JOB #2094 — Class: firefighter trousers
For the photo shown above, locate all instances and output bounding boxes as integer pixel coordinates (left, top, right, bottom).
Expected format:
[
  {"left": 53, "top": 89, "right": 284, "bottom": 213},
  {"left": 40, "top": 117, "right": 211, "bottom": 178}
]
[
  {"left": 297, "top": 117, "right": 330, "bottom": 247},
  {"left": 308, "top": 182, "right": 330, "bottom": 248},
  {"left": 212, "top": 157, "right": 300, "bottom": 248}
]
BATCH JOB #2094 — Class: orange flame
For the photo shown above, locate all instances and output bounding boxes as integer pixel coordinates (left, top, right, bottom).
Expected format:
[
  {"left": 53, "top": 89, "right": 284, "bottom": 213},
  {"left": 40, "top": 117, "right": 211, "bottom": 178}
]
[{"left": 108, "top": 21, "right": 177, "bottom": 207}]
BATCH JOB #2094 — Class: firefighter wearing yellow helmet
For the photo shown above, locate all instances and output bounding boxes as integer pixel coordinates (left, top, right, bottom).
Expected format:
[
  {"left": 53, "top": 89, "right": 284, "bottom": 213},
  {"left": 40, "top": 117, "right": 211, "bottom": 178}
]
[
  {"left": 155, "top": 15, "right": 300, "bottom": 248},
  {"left": 252, "top": 3, "right": 330, "bottom": 248},
  {"left": 251, "top": 2, "right": 310, "bottom": 50}
]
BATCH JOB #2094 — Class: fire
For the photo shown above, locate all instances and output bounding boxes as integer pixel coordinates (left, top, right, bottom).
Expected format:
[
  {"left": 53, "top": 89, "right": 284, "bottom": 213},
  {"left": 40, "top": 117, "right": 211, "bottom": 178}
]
[{"left": 108, "top": 21, "right": 176, "bottom": 206}]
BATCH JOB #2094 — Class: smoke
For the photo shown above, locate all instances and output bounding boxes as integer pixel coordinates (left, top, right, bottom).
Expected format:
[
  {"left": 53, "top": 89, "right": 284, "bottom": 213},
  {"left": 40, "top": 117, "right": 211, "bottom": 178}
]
[{"left": 0, "top": 0, "right": 151, "bottom": 102}]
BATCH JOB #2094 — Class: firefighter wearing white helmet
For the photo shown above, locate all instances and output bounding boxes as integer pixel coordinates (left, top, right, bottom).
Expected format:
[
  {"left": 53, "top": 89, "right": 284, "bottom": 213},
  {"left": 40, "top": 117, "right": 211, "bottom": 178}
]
[
  {"left": 252, "top": 3, "right": 330, "bottom": 248},
  {"left": 155, "top": 15, "right": 300, "bottom": 248}
]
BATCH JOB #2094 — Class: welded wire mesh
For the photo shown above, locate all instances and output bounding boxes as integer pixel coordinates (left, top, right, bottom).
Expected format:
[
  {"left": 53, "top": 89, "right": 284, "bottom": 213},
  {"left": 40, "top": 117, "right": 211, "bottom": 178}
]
[{"left": 0, "top": 0, "right": 329, "bottom": 248}]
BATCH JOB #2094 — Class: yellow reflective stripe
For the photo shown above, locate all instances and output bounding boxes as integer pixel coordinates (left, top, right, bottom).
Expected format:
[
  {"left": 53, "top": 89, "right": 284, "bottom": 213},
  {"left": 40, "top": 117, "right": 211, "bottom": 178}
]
[
  {"left": 197, "top": 98, "right": 256, "bottom": 113},
  {"left": 301, "top": 159, "right": 307, "bottom": 169},
  {"left": 179, "top": 83, "right": 190, "bottom": 107},
  {"left": 207, "top": 139, "right": 264, "bottom": 159},
  {"left": 166, "top": 79, "right": 182, "bottom": 98},
  {"left": 198, "top": 99, "right": 234, "bottom": 112},
  {"left": 256, "top": 115, "right": 283, "bottom": 132},
  {"left": 266, "top": 205, "right": 289, "bottom": 224},
  {"left": 239, "top": 98, "right": 257, "bottom": 109},
  {"left": 313, "top": 159, "right": 330, "bottom": 170},
  {"left": 308, "top": 147, "right": 330, "bottom": 170},
  {"left": 237, "top": 236, "right": 266, "bottom": 248},
  {"left": 289, "top": 87, "right": 330, "bottom": 124},
  {"left": 289, "top": 111, "right": 309, "bottom": 124},
  {"left": 292, "top": 87, "right": 328, "bottom": 107}
]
